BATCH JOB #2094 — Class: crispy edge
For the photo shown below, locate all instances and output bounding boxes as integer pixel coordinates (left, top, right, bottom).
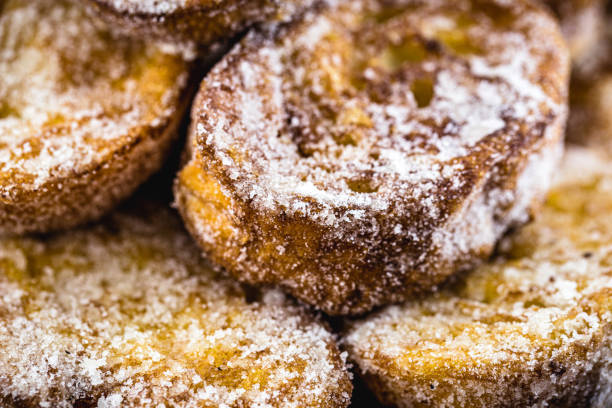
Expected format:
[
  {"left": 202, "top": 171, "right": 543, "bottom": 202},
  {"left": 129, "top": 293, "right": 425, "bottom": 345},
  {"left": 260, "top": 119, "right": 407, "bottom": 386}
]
[
  {"left": 86, "top": 0, "right": 312, "bottom": 46},
  {"left": 0, "top": 79, "right": 195, "bottom": 235}
]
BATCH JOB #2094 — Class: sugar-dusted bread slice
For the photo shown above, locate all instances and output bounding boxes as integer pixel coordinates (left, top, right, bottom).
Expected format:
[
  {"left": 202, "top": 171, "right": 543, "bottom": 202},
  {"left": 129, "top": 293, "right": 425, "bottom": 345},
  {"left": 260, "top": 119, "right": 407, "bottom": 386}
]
[
  {"left": 0, "top": 0, "right": 194, "bottom": 235},
  {"left": 175, "top": 0, "right": 570, "bottom": 315},
  {"left": 0, "top": 202, "right": 352, "bottom": 407},
  {"left": 86, "top": 0, "right": 320, "bottom": 45},
  {"left": 343, "top": 148, "right": 612, "bottom": 408}
]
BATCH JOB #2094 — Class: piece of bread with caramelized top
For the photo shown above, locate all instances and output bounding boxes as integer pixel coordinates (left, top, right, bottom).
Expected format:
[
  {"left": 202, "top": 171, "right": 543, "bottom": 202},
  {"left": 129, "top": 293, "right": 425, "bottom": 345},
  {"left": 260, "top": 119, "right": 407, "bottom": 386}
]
[
  {"left": 0, "top": 202, "right": 352, "bottom": 408},
  {"left": 0, "top": 0, "right": 194, "bottom": 235},
  {"left": 86, "top": 0, "right": 320, "bottom": 46},
  {"left": 343, "top": 147, "right": 612, "bottom": 408},
  {"left": 175, "top": 0, "right": 570, "bottom": 315}
]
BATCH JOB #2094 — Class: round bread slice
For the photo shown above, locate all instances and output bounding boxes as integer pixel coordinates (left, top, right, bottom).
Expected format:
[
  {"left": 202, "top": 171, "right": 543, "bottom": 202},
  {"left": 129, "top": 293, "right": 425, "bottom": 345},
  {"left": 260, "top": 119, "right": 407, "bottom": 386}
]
[
  {"left": 0, "top": 203, "right": 352, "bottom": 407},
  {"left": 0, "top": 0, "right": 194, "bottom": 235},
  {"left": 175, "top": 0, "right": 570, "bottom": 315},
  {"left": 342, "top": 148, "right": 612, "bottom": 408},
  {"left": 86, "top": 0, "right": 320, "bottom": 45}
]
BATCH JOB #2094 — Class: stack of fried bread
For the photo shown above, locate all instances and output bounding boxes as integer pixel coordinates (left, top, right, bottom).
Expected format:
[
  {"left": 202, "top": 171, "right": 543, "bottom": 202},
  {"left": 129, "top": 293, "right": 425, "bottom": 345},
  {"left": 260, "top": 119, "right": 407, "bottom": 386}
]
[{"left": 0, "top": 0, "right": 609, "bottom": 406}]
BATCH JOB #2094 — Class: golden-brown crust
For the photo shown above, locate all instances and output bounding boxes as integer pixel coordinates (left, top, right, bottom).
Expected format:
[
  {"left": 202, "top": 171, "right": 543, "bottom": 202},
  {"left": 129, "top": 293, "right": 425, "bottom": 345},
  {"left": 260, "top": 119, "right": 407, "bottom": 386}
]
[
  {"left": 342, "top": 148, "right": 612, "bottom": 408},
  {"left": 176, "top": 0, "right": 570, "bottom": 315},
  {"left": 0, "top": 202, "right": 352, "bottom": 407},
  {"left": 86, "top": 0, "right": 321, "bottom": 46},
  {"left": 0, "top": 0, "right": 194, "bottom": 235}
]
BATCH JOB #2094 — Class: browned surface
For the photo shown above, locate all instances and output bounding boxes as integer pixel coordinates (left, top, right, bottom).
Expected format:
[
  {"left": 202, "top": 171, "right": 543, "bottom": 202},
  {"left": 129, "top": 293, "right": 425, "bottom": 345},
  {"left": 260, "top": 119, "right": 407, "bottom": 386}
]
[
  {"left": 0, "top": 0, "right": 193, "bottom": 234},
  {"left": 176, "top": 0, "right": 570, "bottom": 315},
  {"left": 0, "top": 203, "right": 352, "bottom": 407},
  {"left": 87, "top": 0, "right": 321, "bottom": 45},
  {"left": 343, "top": 148, "right": 612, "bottom": 408}
]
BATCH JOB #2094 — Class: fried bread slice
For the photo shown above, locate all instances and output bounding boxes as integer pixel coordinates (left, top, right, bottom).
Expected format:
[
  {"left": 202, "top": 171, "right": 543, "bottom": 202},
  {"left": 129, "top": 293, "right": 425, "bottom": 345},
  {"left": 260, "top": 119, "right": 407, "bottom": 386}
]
[
  {"left": 343, "top": 148, "right": 612, "bottom": 408},
  {"left": 0, "top": 0, "right": 193, "bottom": 235},
  {"left": 87, "top": 0, "right": 320, "bottom": 46},
  {"left": 0, "top": 203, "right": 352, "bottom": 407},
  {"left": 175, "top": 0, "right": 570, "bottom": 315}
]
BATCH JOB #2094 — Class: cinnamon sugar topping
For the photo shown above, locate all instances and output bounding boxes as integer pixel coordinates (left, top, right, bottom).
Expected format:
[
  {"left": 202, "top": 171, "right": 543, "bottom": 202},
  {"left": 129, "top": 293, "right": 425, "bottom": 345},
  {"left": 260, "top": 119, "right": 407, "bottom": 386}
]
[
  {"left": 0, "top": 0, "right": 190, "bottom": 192},
  {"left": 196, "top": 0, "right": 566, "bottom": 224},
  {"left": 0, "top": 206, "right": 352, "bottom": 407},
  {"left": 343, "top": 148, "right": 612, "bottom": 407},
  {"left": 179, "top": 0, "right": 569, "bottom": 315}
]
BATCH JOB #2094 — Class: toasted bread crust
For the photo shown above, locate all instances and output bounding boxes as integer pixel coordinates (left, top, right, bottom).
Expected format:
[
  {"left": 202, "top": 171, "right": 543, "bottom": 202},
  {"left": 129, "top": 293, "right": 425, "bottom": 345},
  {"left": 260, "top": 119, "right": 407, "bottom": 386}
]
[
  {"left": 87, "top": 0, "right": 320, "bottom": 45},
  {"left": 0, "top": 203, "right": 352, "bottom": 407},
  {"left": 343, "top": 148, "right": 612, "bottom": 408},
  {"left": 0, "top": 0, "right": 194, "bottom": 235},
  {"left": 176, "top": 0, "right": 570, "bottom": 315}
]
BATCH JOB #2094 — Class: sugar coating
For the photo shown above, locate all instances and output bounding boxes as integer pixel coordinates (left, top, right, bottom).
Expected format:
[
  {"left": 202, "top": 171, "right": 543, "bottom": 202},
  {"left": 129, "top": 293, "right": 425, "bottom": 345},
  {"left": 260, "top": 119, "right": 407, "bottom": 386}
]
[
  {"left": 0, "top": 0, "right": 188, "bottom": 189},
  {"left": 178, "top": 0, "right": 570, "bottom": 315},
  {"left": 343, "top": 147, "right": 612, "bottom": 408},
  {"left": 103, "top": 0, "right": 190, "bottom": 13},
  {"left": 88, "top": 0, "right": 322, "bottom": 45},
  {"left": 0, "top": 204, "right": 352, "bottom": 408},
  {"left": 197, "top": 0, "right": 566, "bottom": 221},
  {"left": 0, "top": 0, "right": 192, "bottom": 234},
  {"left": 99, "top": 0, "right": 301, "bottom": 14}
]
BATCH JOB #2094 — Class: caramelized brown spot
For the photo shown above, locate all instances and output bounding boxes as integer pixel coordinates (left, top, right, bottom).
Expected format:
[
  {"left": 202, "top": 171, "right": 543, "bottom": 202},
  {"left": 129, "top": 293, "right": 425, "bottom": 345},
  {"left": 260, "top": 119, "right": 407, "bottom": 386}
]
[
  {"left": 347, "top": 178, "right": 379, "bottom": 193},
  {"left": 411, "top": 77, "right": 435, "bottom": 108}
]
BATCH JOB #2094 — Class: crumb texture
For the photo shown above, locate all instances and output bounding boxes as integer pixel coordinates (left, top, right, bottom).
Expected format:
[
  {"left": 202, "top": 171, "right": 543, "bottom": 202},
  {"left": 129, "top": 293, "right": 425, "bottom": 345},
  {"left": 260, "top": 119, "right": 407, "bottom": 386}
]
[
  {"left": 0, "top": 205, "right": 352, "bottom": 408},
  {"left": 196, "top": 0, "right": 566, "bottom": 222},
  {"left": 178, "top": 0, "right": 570, "bottom": 315},
  {"left": 343, "top": 147, "right": 612, "bottom": 408}
]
